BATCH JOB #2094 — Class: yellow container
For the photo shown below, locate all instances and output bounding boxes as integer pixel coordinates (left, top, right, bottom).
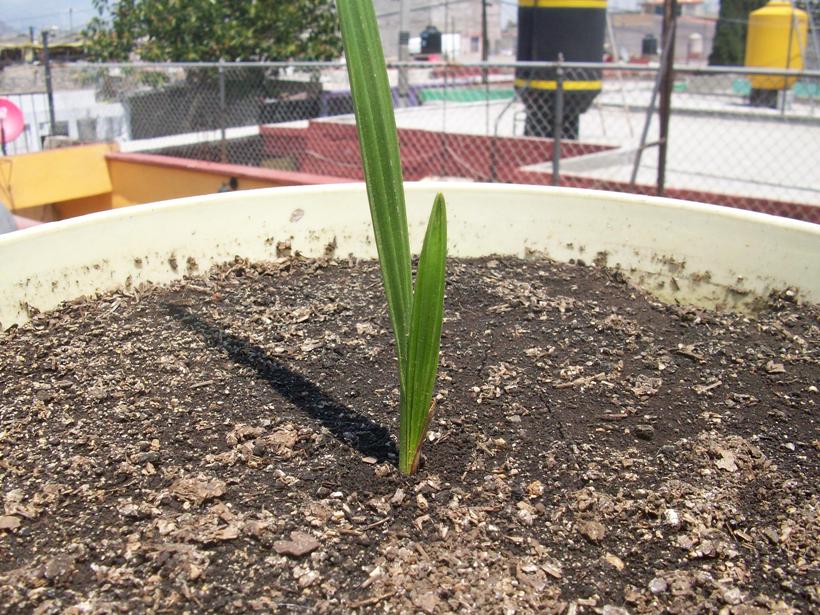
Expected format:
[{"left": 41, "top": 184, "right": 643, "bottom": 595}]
[{"left": 745, "top": 1, "right": 808, "bottom": 89}]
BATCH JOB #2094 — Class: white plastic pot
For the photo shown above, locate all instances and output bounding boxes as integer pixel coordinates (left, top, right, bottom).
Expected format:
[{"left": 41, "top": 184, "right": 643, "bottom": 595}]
[{"left": 2, "top": 183, "right": 818, "bottom": 330}]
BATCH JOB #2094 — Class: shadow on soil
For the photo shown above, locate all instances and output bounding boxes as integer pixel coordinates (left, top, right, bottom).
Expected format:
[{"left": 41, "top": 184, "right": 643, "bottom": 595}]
[{"left": 167, "top": 304, "right": 397, "bottom": 464}]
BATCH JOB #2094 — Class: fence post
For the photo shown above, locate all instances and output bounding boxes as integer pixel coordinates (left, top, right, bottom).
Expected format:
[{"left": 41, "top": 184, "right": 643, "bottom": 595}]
[
  {"left": 398, "top": 0, "right": 410, "bottom": 107},
  {"left": 42, "top": 31, "right": 57, "bottom": 137},
  {"left": 657, "top": 0, "right": 678, "bottom": 196},
  {"left": 481, "top": 0, "right": 489, "bottom": 85},
  {"left": 552, "top": 56, "right": 564, "bottom": 187},
  {"left": 218, "top": 60, "right": 227, "bottom": 163}
]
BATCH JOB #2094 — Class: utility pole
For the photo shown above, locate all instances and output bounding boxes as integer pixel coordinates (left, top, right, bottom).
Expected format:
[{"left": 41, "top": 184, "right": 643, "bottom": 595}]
[
  {"left": 218, "top": 60, "right": 227, "bottom": 163},
  {"left": 42, "top": 31, "right": 58, "bottom": 137},
  {"left": 657, "top": 0, "right": 677, "bottom": 196},
  {"left": 444, "top": 0, "right": 449, "bottom": 60},
  {"left": 398, "top": 0, "right": 411, "bottom": 107}
]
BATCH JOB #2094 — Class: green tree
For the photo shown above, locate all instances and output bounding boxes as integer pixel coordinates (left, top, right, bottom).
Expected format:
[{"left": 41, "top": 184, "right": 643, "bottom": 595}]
[
  {"left": 709, "top": 0, "right": 768, "bottom": 66},
  {"left": 83, "top": 0, "right": 342, "bottom": 61}
]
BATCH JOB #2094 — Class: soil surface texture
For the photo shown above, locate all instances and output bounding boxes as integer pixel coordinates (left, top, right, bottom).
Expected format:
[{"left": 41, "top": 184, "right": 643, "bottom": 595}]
[{"left": 1, "top": 255, "right": 818, "bottom": 615}]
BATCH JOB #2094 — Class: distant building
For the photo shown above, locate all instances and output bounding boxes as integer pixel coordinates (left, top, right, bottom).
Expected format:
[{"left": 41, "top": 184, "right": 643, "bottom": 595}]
[
  {"left": 374, "top": 0, "right": 503, "bottom": 59},
  {"left": 0, "top": 34, "right": 85, "bottom": 65},
  {"left": 642, "top": 0, "right": 707, "bottom": 16},
  {"left": 610, "top": 12, "right": 716, "bottom": 61}
]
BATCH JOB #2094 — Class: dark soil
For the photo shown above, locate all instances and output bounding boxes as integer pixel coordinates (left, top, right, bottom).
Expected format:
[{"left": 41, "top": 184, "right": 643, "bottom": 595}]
[{"left": 1, "top": 255, "right": 818, "bottom": 614}]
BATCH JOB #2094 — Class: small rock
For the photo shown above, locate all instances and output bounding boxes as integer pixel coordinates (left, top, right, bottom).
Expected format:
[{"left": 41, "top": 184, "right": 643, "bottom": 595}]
[
  {"left": 635, "top": 424, "right": 655, "bottom": 441},
  {"left": 414, "top": 591, "right": 440, "bottom": 614},
  {"left": 630, "top": 375, "right": 662, "bottom": 397},
  {"left": 677, "top": 535, "right": 695, "bottom": 550},
  {"left": 361, "top": 456, "right": 377, "bottom": 465},
  {"left": 44, "top": 555, "right": 75, "bottom": 580},
  {"left": 273, "top": 531, "right": 320, "bottom": 557},
  {"left": 664, "top": 509, "right": 680, "bottom": 527},
  {"left": 715, "top": 449, "right": 738, "bottom": 472},
  {"left": 367, "top": 496, "right": 390, "bottom": 515},
  {"left": 517, "top": 501, "right": 537, "bottom": 526},
  {"left": 297, "top": 568, "right": 320, "bottom": 588},
  {"left": 577, "top": 519, "right": 606, "bottom": 542},
  {"left": 602, "top": 606, "right": 631, "bottom": 615},
  {"left": 215, "top": 525, "right": 241, "bottom": 541},
  {"left": 649, "top": 577, "right": 668, "bottom": 594},
  {"left": 131, "top": 451, "right": 160, "bottom": 465},
  {"left": 374, "top": 464, "right": 391, "bottom": 477},
  {"left": 722, "top": 588, "right": 743, "bottom": 605},
  {"left": 526, "top": 480, "right": 545, "bottom": 498},
  {"left": 170, "top": 476, "right": 226, "bottom": 504},
  {"left": 252, "top": 442, "right": 267, "bottom": 456},
  {"left": 0, "top": 515, "right": 21, "bottom": 530},
  {"left": 118, "top": 502, "right": 147, "bottom": 518},
  {"left": 355, "top": 322, "right": 378, "bottom": 336},
  {"left": 765, "top": 360, "right": 786, "bottom": 374},
  {"left": 762, "top": 526, "right": 779, "bottom": 544},
  {"left": 390, "top": 488, "right": 406, "bottom": 507},
  {"left": 698, "top": 539, "right": 717, "bottom": 558},
  {"left": 543, "top": 562, "right": 562, "bottom": 579},
  {"left": 604, "top": 552, "right": 625, "bottom": 571}
]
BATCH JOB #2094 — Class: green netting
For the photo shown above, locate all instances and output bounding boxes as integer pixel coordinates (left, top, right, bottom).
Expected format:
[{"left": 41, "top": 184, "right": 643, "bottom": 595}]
[
  {"left": 419, "top": 87, "right": 515, "bottom": 103},
  {"left": 794, "top": 80, "right": 819, "bottom": 98}
]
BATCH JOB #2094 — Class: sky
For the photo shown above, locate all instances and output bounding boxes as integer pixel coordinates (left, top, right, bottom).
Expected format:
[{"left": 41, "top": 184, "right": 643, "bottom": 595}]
[
  {"left": 1, "top": 0, "right": 98, "bottom": 34},
  {"left": 1, "top": 0, "right": 720, "bottom": 36}
]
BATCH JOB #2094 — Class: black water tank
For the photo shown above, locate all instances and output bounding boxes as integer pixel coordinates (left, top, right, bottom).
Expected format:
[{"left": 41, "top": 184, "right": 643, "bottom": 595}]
[
  {"left": 642, "top": 34, "right": 658, "bottom": 57},
  {"left": 420, "top": 26, "right": 442, "bottom": 55},
  {"left": 516, "top": 0, "right": 607, "bottom": 139}
]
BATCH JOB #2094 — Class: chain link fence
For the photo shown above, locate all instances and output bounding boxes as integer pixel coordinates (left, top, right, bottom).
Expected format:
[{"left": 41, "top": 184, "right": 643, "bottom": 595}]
[{"left": 1, "top": 60, "right": 819, "bottom": 220}]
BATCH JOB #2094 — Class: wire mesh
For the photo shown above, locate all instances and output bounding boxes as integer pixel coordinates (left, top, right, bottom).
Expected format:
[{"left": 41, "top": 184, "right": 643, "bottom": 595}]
[{"left": 1, "top": 60, "right": 818, "bottom": 221}]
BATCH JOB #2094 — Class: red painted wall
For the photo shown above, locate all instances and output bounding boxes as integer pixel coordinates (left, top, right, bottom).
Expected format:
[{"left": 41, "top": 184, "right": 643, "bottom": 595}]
[{"left": 260, "top": 122, "right": 819, "bottom": 225}]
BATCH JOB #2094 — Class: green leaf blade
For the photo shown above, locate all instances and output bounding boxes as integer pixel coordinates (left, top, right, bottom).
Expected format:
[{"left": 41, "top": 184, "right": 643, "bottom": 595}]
[
  {"left": 339, "top": 0, "right": 448, "bottom": 475},
  {"left": 401, "top": 193, "right": 448, "bottom": 474},
  {"left": 337, "top": 0, "right": 413, "bottom": 369}
]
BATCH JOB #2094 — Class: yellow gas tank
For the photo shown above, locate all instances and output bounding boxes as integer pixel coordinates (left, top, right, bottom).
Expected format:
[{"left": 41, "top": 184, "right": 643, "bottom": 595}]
[{"left": 744, "top": 0, "right": 809, "bottom": 90}]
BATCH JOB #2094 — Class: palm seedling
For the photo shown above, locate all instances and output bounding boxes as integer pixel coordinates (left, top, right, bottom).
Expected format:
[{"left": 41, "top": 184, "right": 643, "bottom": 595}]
[{"left": 337, "top": 0, "right": 447, "bottom": 475}]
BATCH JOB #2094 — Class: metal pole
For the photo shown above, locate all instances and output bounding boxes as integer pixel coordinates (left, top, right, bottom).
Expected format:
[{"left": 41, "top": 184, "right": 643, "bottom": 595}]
[
  {"left": 809, "top": 2, "right": 820, "bottom": 69},
  {"left": 481, "top": 0, "right": 490, "bottom": 85},
  {"left": 657, "top": 0, "right": 677, "bottom": 196},
  {"left": 42, "top": 31, "right": 57, "bottom": 137},
  {"left": 808, "top": 2, "right": 820, "bottom": 115},
  {"left": 630, "top": 20, "right": 676, "bottom": 186},
  {"left": 552, "top": 56, "right": 564, "bottom": 187},
  {"left": 443, "top": 0, "right": 450, "bottom": 60},
  {"left": 218, "top": 60, "right": 227, "bottom": 163},
  {"left": 398, "top": 0, "right": 411, "bottom": 107},
  {"left": 441, "top": 65, "right": 448, "bottom": 176},
  {"left": 782, "top": 10, "right": 796, "bottom": 116}
]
